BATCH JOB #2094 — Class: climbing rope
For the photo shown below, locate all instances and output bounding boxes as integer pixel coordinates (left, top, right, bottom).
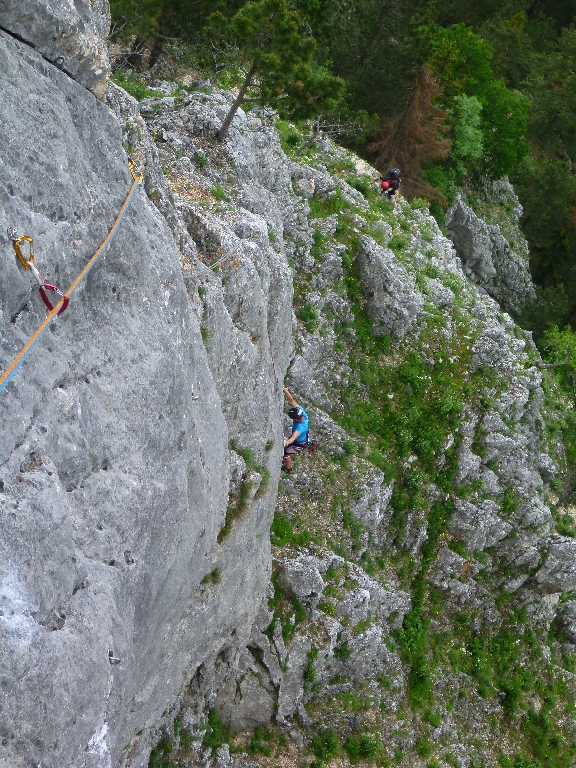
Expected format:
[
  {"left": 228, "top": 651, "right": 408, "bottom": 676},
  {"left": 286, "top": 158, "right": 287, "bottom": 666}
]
[
  {"left": 0, "top": 159, "right": 143, "bottom": 395},
  {"left": 182, "top": 239, "right": 246, "bottom": 279}
]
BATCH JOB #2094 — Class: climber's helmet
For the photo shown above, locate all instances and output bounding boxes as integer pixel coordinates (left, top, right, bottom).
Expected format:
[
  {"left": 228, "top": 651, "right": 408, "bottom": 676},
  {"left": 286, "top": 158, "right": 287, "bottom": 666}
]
[{"left": 288, "top": 406, "right": 305, "bottom": 421}]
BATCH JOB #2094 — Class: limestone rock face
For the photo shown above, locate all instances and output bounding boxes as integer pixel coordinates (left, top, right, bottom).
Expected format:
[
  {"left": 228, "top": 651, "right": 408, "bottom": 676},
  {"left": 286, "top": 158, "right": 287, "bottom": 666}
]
[
  {"left": 448, "top": 499, "right": 512, "bottom": 551},
  {"left": 447, "top": 196, "right": 535, "bottom": 314},
  {"left": 0, "top": 30, "right": 286, "bottom": 768},
  {"left": 0, "top": 0, "right": 110, "bottom": 98},
  {"left": 356, "top": 236, "right": 424, "bottom": 339},
  {"left": 534, "top": 537, "right": 576, "bottom": 594},
  {"left": 276, "top": 558, "right": 325, "bottom": 611}
]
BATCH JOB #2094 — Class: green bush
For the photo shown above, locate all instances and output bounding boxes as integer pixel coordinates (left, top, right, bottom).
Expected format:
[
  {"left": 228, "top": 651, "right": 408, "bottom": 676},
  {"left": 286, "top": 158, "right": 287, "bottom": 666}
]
[
  {"left": 334, "top": 642, "right": 351, "bottom": 660},
  {"left": 425, "top": 710, "right": 442, "bottom": 727},
  {"left": 297, "top": 302, "right": 319, "bottom": 332},
  {"left": 346, "top": 175, "right": 374, "bottom": 198},
  {"left": 202, "top": 710, "right": 229, "bottom": 753},
  {"left": 148, "top": 736, "right": 173, "bottom": 768},
  {"left": 248, "top": 726, "right": 273, "bottom": 756},
  {"left": 112, "top": 70, "right": 163, "bottom": 101},
  {"left": 312, "top": 729, "right": 340, "bottom": 762},
  {"left": 210, "top": 184, "right": 228, "bottom": 201},
  {"left": 270, "top": 512, "right": 312, "bottom": 548},
  {"left": 416, "top": 736, "right": 433, "bottom": 758},
  {"left": 345, "top": 733, "right": 382, "bottom": 760}
]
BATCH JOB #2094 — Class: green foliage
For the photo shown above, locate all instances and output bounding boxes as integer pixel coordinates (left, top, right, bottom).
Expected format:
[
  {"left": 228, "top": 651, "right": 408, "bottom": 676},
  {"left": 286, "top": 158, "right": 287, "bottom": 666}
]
[
  {"left": 218, "top": 477, "right": 253, "bottom": 543},
  {"left": 309, "top": 188, "right": 353, "bottom": 219},
  {"left": 303, "top": 658, "right": 317, "bottom": 683},
  {"left": 345, "top": 733, "right": 382, "bottom": 760},
  {"left": 148, "top": 736, "right": 173, "bottom": 768},
  {"left": 270, "top": 512, "right": 312, "bottom": 548},
  {"left": 498, "top": 487, "right": 520, "bottom": 518},
  {"left": 112, "top": 70, "right": 163, "bottom": 101},
  {"left": 425, "top": 710, "right": 442, "bottom": 727},
  {"left": 333, "top": 641, "right": 351, "bottom": 660},
  {"left": 346, "top": 175, "right": 374, "bottom": 198},
  {"left": 297, "top": 302, "right": 319, "bottom": 332},
  {"left": 109, "top": 0, "right": 165, "bottom": 43},
  {"left": 541, "top": 326, "right": 576, "bottom": 384},
  {"left": 230, "top": 442, "right": 270, "bottom": 497},
  {"left": 210, "top": 184, "right": 228, "bottom": 201},
  {"left": 195, "top": 151, "right": 208, "bottom": 170},
  {"left": 202, "top": 710, "right": 229, "bottom": 753},
  {"left": 499, "top": 757, "right": 542, "bottom": 768},
  {"left": 267, "top": 573, "right": 308, "bottom": 644},
  {"left": 206, "top": 0, "right": 345, "bottom": 138},
  {"left": 415, "top": 736, "right": 433, "bottom": 758},
  {"left": 277, "top": 120, "right": 303, "bottom": 153},
  {"left": 428, "top": 24, "right": 529, "bottom": 178},
  {"left": 201, "top": 568, "right": 221, "bottom": 585},
  {"left": 451, "top": 94, "right": 484, "bottom": 175},
  {"left": 248, "top": 726, "right": 274, "bottom": 756},
  {"left": 310, "top": 228, "right": 326, "bottom": 261},
  {"left": 312, "top": 729, "right": 340, "bottom": 762},
  {"left": 342, "top": 508, "right": 363, "bottom": 549}
]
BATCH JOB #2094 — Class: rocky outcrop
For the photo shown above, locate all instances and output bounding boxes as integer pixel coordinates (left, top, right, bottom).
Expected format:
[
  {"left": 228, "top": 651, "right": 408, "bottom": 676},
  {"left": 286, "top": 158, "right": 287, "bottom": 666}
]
[
  {"left": 2, "top": 4, "right": 576, "bottom": 766},
  {"left": 447, "top": 193, "right": 535, "bottom": 314},
  {"left": 0, "top": 28, "right": 288, "bottom": 768},
  {"left": 356, "top": 236, "right": 424, "bottom": 339},
  {"left": 0, "top": 0, "right": 110, "bottom": 98}
]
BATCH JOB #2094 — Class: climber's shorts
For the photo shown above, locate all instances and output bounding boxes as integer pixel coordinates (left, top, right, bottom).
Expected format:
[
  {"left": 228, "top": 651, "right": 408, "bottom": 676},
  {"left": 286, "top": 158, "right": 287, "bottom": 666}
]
[{"left": 284, "top": 443, "right": 306, "bottom": 458}]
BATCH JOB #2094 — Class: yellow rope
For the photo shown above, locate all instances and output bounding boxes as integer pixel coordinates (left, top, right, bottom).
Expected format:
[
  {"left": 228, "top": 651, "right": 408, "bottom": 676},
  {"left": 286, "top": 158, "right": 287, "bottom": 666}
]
[{"left": 0, "top": 160, "right": 143, "bottom": 394}]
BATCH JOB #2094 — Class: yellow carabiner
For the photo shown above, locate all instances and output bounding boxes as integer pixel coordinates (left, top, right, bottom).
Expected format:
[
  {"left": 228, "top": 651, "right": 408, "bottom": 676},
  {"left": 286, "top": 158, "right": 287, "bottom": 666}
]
[
  {"left": 128, "top": 158, "right": 144, "bottom": 184},
  {"left": 13, "top": 235, "right": 34, "bottom": 271}
]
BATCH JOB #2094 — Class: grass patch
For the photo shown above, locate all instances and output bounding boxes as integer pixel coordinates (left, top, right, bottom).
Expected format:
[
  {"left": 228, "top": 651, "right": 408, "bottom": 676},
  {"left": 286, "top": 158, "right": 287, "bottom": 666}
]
[
  {"left": 201, "top": 568, "right": 221, "bottom": 586},
  {"left": 112, "top": 70, "right": 164, "bottom": 101},
  {"left": 345, "top": 733, "right": 382, "bottom": 761},
  {"left": 202, "top": 710, "right": 229, "bottom": 753},
  {"left": 270, "top": 512, "right": 312, "bottom": 548},
  {"left": 297, "top": 302, "right": 319, "bottom": 333}
]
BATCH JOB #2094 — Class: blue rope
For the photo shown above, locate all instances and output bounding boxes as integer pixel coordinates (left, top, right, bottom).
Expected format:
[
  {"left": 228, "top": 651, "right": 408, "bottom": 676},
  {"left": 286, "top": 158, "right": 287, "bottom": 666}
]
[{"left": 182, "top": 239, "right": 245, "bottom": 279}]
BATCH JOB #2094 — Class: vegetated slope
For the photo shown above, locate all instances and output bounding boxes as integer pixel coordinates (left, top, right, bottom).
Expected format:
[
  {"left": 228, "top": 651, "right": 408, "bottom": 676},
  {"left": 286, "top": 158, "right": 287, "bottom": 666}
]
[{"left": 125, "top": 80, "right": 576, "bottom": 768}]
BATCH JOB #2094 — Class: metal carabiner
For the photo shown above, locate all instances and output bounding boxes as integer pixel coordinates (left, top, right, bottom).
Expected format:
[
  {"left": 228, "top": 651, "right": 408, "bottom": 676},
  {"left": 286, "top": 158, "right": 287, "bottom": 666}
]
[
  {"left": 8, "top": 230, "right": 68, "bottom": 315},
  {"left": 11, "top": 234, "right": 35, "bottom": 271}
]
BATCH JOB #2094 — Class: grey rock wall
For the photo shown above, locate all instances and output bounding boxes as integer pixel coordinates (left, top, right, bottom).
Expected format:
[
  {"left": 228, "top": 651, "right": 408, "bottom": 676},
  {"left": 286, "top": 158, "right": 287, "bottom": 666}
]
[
  {"left": 447, "top": 194, "right": 535, "bottom": 314},
  {"left": 0, "top": 28, "right": 288, "bottom": 768},
  {"left": 356, "top": 235, "right": 424, "bottom": 339},
  {"left": 0, "top": 0, "right": 110, "bottom": 98}
]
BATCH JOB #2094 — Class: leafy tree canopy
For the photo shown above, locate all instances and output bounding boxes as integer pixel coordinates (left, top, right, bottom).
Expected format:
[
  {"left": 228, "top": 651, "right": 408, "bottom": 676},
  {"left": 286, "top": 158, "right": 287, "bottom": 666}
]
[
  {"left": 205, "top": 0, "right": 345, "bottom": 138},
  {"left": 428, "top": 23, "right": 528, "bottom": 177}
]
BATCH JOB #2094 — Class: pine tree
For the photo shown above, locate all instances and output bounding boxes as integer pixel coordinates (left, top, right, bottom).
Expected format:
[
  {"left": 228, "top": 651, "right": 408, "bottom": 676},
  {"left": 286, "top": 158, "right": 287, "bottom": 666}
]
[
  {"left": 206, "top": 0, "right": 345, "bottom": 140},
  {"left": 368, "top": 65, "right": 451, "bottom": 203}
]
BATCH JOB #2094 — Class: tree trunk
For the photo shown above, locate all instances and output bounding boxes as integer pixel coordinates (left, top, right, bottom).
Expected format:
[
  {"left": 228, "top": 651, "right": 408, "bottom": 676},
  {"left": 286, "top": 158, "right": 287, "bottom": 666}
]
[
  {"left": 125, "top": 34, "right": 145, "bottom": 71},
  {"left": 535, "top": 360, "right": 571, "bottom": 369},
  {"left": 216, "top": 62, "right": 258, "bottom": 141},
  {"left": 295, "top": 116, "right": 322, "bottom": 157},
  {"left": 148, "top": 32, "right": 165, "bottom": 70}
]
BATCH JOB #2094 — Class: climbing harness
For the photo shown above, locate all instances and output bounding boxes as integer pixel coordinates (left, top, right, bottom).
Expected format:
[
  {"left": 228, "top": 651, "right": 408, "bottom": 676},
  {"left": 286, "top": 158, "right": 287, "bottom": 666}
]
[
  {"left": 8, "top": 230, "right": 70, "bottom": 315},
  {"left": 0, "top": 158, "right": 143, "bottom": 395},
  {"left": 182, "top": 239, "right": 246, "bottom": 279}
]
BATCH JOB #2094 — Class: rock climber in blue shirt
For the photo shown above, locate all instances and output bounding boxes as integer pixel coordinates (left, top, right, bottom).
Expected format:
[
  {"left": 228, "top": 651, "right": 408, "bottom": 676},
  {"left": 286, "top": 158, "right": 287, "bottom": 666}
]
[{"left": 282, "top": 387, "right": 309, "bottom": 473}]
